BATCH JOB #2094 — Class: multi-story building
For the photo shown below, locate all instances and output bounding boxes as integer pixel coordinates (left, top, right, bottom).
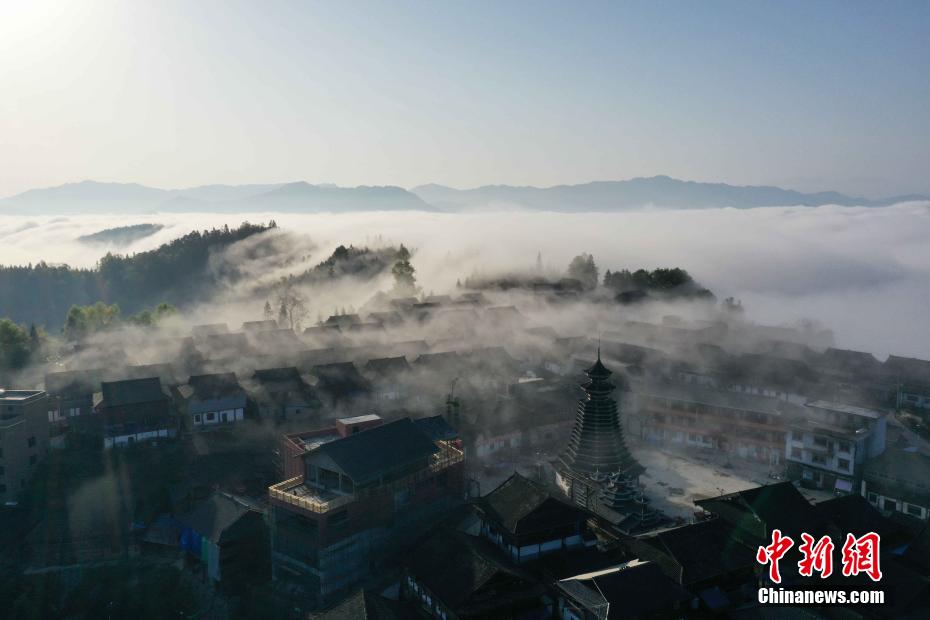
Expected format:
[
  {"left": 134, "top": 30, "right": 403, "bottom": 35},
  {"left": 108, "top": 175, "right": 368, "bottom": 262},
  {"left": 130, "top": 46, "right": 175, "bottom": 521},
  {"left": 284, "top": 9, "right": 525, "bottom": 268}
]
[
  {"left": 885, "top": 355, "right": 930, "bottom": 412},
  {"left": 361, "top": 356, "right": 411, "bottom": 402},
  {"left": 44, "top": 369, "right": 101, "bottom": 425},
  {"left": 635, "top": 382, "right": 801, "bottom": 466},
  {"left": 97, "top": 377, "right": 176, "bottom": 448},
  {"left": 277, "top": 414, "right": 384, "bottom": 479},
  {"left": 474, "top": 472, "right": 595, "bottom": 563},
  {"left": 249, "top": 367, "right": 319, "bottom": 423},
  {"left": 785, "top": 400, "right": 887, "bottom": 494},
  {"left": 0, "top": 389, "right": 49, "bottom": 503},
  {"left": 268, "top": 417, "right": 464, "bottom": 609},
  {"left": 862, "top": 448, "right": 930, "bottom": 520},
  {"left": 178, "top": 373, "right": 247, "bottom": 430}
]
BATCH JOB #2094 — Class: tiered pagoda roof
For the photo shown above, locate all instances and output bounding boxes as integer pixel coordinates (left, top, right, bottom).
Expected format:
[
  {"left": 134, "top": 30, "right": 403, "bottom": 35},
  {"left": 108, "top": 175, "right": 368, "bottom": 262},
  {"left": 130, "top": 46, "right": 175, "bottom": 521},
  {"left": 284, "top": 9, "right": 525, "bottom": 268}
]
[{"left": 556, "top": 351, "right": 644, "bottom": 479}]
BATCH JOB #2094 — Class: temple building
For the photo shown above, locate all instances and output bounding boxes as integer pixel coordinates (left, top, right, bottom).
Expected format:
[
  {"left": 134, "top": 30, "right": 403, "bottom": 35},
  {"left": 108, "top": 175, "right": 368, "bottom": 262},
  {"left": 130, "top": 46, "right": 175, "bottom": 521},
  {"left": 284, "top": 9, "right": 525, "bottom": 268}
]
[{"left": 555, "top": 352, "right": 662, "bottom": 532}]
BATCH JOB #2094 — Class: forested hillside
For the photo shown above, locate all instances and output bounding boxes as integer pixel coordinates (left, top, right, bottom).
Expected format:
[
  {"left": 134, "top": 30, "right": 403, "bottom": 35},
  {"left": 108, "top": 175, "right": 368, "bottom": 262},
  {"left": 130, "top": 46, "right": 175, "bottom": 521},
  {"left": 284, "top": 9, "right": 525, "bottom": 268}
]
[{"left": 0, "top": 222, "right": 274, "bottom": 327}]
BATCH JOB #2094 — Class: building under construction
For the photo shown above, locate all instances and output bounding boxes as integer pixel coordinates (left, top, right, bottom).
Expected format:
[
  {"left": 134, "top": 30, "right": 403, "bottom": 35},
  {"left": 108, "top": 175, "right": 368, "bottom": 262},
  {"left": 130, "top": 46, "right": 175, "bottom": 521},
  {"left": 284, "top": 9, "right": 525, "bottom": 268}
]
[{"left": 268, "top": 416, "right": 465, "bottom": 610}]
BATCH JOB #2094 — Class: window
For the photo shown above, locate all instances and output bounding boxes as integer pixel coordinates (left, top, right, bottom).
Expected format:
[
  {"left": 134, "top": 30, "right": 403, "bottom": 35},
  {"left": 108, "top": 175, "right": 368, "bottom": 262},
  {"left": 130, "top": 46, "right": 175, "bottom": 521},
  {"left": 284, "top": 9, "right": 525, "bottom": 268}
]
[
  {"left": 906, "top": 504, "right": 923, "bottom": 517},
  {"left": 27, "top": 436, "right": 36, "bottom": 448},
  {"left": 868, "top": 492, "right": 878, "bottom": 503},
  {"left": 29, "top": 455, "right": 37, "bottom": 465},
  {"left": 206, "top": 412, "right": 216, "bottom": 422},
  {"left": 813, "top": 436, "right": 828, "bottom": 448},
  {"left": 790, "top": 448, "right": 802, "bottom": 459},
  {"left": 319, "top": 468, "right": 340, "bottom": 490},
  {"left": 837, "top": 458, "right": 851, "bottom": 471},
  {"left": 812, "top": 454, "right": 826, "bottom": 465},
  {"left": 328, "top": 510, "right": 349, "bottom": 526},
  {"left": 193, "top": 414, "right": 202, "bottom": 424}
]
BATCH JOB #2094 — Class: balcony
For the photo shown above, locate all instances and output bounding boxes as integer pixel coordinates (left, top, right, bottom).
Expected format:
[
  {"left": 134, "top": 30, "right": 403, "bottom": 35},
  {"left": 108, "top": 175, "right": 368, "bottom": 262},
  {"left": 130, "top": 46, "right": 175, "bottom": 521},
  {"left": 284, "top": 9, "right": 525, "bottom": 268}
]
[
  {"left": 269, "top": 440, "right": 464, "bottom": 515},
  {"left": 269, "top": 477, "right": 356, "bottom": 514}
]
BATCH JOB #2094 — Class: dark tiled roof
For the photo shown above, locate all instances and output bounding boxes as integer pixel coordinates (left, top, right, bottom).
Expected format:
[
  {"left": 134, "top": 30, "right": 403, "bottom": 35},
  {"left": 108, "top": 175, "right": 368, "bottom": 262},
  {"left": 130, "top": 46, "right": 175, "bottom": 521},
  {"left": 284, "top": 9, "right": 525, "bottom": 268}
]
[
  {"left": 188, "top": 373, "right": 245, "bottom": 400},
  {"left": 316, "top": 590, "right": 406, "bottom": 620},
  {"left": 644, "top": 518, "right": 755, "bottom": 585},
  {"left": 557, "top": 561, "right": 692, "bottom": 616},
  {"left": 203, "top": 332, "right": 249, "bottom": 351},
  {"left": 479, "top": 473, "right": 588, "bottom": 535},
  {"left": 413, "top": 415, "right": 459, "bottom": 441},
  {"left": 101, "top": 377, "right": 168, "bottom": 407},
  {"left": 414, "top": 351, "right": 462, "bottom": 369},
  {"left": 296, "top": 348, "right": 338, "bottom": 369},
  {"left": 820, "top": 347, "right": 882, "bottom": 373},
  {"left": 346, "top": 322, "right": 385, "bottom": 333},
  {"left": 241, "top": 319, "right": 278, "bottom": 331},
  {"left": 45, "top": 369, "right": 102, "bottom": 396},
  {"left": 391, "top": 340, "right": 429, "bottom": 354},
  {"left": 865, "top": 448, "right": 930, "bottom": 487},
  {"left": 311, "top": 418, "right": 437, "bottom": 484},
  {"left": 405, "top": 530, "right": 539, "bottom": 611},
  {"left": 425, "top": 295, "right": 453, "bottom": 304},
  {"left": 176, "top": 492, "right": 259, "bottom": 544},
  {"left": 365, "top": 311, "right": 404, "bottom": 326},
  {"left": 461, "top": 346, "right": 519, "bottom": 369},
  {"left": 885, "top": 355, "right": 930, "bottom": 381},
  {"left": 191, "top": 323, "right": 228, "bottom": 336},
  {"left": 324, "top": 314, "right": 361, "bottom": 326},
  {"left": 815, "top": 494, "right": 913, "bottom": 548},
  {"left": 126, "top": 364, "right": 179, "bottom": 386},
  {"left": 363, "top": 356, "right": 411, "bottom": 376},
  {"left": 304, "top": 324, "right": 342, "bottom": 335},
  {"left": 253, "top": 367, "right": 302, "bottom": 384},
  {"left": 311, "top": 362, "right": 371, "bottom": 396},
  {"left": 695, "top": 482, "right": 831, "bottom": 541}
]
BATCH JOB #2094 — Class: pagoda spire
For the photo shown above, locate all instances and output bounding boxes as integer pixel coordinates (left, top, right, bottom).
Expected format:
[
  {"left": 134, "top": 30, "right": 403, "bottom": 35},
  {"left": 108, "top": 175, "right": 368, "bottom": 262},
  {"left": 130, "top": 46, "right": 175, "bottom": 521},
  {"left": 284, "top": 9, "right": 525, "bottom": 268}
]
[{"left": 556, "top": 350, "right": 643, "bottom": 478}]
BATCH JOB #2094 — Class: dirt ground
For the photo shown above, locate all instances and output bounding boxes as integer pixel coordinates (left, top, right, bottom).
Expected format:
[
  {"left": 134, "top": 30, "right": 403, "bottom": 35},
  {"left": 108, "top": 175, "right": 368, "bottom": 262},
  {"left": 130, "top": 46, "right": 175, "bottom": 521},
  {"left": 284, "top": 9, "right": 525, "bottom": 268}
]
[
  {"left": 468, "top": 442, "right": 836, "bottom": 522},
  {"left": 634, "top": 446, "right": 770, "bottom": 520}
]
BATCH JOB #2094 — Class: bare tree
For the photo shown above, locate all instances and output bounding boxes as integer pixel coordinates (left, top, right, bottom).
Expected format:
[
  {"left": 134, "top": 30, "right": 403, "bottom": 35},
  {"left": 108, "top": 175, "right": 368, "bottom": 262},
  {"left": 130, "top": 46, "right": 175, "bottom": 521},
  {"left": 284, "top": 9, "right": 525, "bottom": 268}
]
[{"left": 275, "top": 280, "right": 309, "bottom": 331}]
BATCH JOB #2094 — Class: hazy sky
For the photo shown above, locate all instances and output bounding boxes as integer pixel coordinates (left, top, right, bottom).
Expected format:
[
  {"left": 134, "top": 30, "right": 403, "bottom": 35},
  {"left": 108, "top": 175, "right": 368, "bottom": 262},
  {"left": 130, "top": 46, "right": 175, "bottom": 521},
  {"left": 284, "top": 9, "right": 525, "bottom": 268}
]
[{"left": 2, "top": 0, "right": 928, "bottom": 198}]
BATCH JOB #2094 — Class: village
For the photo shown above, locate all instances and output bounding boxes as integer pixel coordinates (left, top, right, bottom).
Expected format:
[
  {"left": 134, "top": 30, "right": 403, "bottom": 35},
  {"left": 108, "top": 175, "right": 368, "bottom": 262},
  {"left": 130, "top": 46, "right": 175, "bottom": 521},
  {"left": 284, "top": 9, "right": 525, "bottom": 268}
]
[{"left": 2, "top": 288, "right": 930, "bottom": 618}]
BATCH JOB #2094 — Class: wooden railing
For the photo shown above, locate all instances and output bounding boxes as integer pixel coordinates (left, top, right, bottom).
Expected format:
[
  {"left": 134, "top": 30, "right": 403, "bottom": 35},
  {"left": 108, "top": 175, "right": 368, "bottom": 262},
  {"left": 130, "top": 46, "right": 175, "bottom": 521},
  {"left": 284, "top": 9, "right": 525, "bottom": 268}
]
[{"left": 269, "top": 441, "right": 465, "bottom": 514}]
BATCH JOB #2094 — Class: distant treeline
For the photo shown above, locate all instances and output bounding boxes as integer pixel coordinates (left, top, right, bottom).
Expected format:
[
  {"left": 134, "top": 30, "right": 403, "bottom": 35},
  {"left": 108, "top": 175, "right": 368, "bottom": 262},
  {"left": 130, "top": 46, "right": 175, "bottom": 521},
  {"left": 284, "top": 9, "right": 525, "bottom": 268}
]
[
  {"left": 464, "top": 253, "right": 714, "bottom": 302},
  {"left": 77, "top": 223, "right": 164, "bottom": 246},
  {"left": 0, "top": 222, "right": 274, "bottom": 328}
]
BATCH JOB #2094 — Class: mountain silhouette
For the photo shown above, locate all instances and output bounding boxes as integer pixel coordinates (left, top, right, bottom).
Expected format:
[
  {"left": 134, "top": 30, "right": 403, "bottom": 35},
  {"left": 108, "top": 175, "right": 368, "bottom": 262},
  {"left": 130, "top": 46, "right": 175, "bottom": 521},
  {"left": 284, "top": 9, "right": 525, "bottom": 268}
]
[{"left": 410, "top": 176, "right": 928, "bottom": 211}]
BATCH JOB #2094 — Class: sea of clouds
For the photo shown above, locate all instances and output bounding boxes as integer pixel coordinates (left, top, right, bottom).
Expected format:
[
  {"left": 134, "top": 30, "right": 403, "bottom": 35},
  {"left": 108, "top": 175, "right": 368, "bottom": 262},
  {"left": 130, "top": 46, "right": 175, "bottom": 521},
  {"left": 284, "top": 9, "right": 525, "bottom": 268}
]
[{"left": 1, "top": 202, "right": 929, "bottom": 359}]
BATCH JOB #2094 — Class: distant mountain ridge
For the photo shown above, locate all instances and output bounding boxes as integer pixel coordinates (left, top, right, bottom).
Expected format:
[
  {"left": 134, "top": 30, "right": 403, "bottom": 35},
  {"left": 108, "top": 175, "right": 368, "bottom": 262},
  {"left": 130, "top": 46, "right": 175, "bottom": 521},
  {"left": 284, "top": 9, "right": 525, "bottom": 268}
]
[
  {"left": 0, "top": 180, "right": 434, "bottom": 215},
  {"left": 2, "top": 176, "right": 927, "bottom": 215},
  {"left": 410, "top": 176, "right": 930, "bottom": 211}
]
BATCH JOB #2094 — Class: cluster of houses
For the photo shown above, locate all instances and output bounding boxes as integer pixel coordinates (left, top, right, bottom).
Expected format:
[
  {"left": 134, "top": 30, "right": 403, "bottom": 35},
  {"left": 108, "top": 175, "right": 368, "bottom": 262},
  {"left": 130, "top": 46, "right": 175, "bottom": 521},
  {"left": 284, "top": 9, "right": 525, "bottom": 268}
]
[{"left": 5, "top": 292, "right": 930, "bottom": 616}]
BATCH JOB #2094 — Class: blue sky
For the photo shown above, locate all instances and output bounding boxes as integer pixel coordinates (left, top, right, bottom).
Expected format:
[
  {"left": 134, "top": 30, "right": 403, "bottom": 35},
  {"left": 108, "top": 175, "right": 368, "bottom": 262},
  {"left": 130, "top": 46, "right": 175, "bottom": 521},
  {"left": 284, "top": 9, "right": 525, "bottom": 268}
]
[{"left": 1, "top": 0, "right": 928, "bottom": 197}]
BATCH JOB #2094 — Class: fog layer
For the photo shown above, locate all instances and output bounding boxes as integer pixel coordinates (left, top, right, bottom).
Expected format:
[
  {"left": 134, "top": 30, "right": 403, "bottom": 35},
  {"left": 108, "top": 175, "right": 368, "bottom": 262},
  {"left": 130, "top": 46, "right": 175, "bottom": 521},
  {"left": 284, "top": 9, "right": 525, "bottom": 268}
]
[{"left": 1, "top": 202, "right": 929, "bottom": 359}]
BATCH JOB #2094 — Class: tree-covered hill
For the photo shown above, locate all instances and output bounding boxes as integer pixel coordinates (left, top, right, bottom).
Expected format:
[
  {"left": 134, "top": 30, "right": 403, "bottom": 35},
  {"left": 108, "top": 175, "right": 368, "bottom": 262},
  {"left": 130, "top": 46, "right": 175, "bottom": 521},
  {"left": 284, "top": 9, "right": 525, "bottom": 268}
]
[{"left": 0, "top": 222, "right": 274, "bottom": 327}]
